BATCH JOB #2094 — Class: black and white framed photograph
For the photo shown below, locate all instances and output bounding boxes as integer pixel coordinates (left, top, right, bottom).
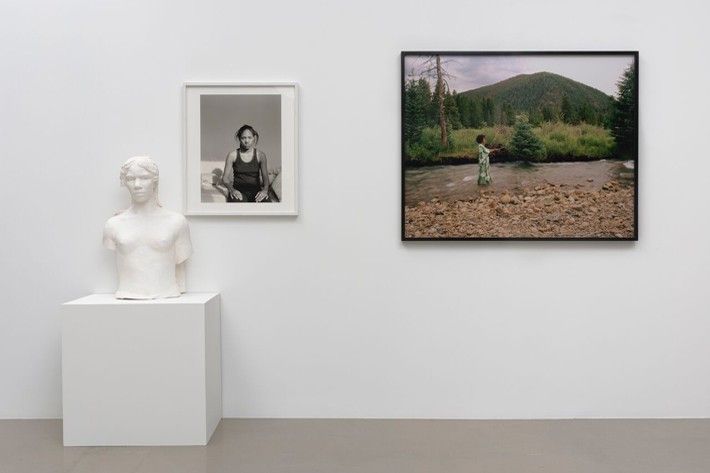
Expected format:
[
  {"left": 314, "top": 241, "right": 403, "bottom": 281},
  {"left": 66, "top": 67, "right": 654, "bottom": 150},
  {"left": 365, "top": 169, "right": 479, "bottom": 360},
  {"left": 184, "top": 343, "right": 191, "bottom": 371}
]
[{"left": 184, "top": 82, "right": 298, "bottom": 215}]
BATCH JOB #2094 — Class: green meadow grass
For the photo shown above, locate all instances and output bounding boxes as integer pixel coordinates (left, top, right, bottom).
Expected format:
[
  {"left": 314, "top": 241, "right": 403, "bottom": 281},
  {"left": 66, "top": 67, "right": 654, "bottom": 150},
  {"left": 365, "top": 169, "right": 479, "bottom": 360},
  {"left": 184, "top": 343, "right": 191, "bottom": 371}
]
[{"left": 406, "top": 122, "right": 615, "bottom": 163}]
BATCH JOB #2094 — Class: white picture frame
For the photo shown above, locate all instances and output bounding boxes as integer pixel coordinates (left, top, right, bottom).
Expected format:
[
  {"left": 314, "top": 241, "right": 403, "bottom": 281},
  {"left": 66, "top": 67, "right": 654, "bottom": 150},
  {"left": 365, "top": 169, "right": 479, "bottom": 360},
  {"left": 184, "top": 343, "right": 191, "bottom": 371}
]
[{"left": 183, "top": 82, "right": 299, "bottom": 216}]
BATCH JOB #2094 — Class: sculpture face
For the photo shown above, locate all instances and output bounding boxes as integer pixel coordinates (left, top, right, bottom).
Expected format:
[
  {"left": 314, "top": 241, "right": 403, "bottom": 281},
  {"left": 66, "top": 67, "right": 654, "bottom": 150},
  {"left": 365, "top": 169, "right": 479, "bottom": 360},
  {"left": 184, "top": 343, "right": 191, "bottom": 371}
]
[{"left": 124, "top": 164, "right": 157, "bottom": 204}]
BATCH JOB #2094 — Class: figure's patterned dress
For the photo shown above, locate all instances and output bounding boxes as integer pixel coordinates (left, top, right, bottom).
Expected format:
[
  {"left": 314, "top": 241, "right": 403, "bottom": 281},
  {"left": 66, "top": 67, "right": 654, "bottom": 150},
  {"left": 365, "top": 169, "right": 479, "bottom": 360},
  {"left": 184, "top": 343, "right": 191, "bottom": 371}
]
[{"left": 478, "top": 143, "right": 492, "bottom": 185}]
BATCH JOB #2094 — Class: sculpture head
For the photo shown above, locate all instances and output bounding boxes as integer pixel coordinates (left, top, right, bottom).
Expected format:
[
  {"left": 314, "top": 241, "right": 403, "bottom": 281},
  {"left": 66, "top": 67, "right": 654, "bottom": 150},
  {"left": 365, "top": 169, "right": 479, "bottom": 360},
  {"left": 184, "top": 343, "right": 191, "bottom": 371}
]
[{"left": 120, "top": 156, "right": 159, "bottom": 204}]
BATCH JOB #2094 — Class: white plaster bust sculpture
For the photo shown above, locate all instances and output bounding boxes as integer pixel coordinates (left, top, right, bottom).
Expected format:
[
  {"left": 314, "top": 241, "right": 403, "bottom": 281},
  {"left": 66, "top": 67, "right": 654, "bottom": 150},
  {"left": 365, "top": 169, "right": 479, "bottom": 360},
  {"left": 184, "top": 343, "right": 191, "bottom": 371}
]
[{"left": 103, "top": 156, "right": 192, "bottom": 299}]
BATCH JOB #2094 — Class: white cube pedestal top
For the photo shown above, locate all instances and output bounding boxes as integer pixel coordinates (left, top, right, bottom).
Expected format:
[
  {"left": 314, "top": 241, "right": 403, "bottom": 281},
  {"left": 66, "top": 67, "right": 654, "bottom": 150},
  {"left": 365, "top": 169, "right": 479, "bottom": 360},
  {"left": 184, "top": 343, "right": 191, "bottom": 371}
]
[{"left": 61, "top": 293, "right": 222, "bottom": 446}]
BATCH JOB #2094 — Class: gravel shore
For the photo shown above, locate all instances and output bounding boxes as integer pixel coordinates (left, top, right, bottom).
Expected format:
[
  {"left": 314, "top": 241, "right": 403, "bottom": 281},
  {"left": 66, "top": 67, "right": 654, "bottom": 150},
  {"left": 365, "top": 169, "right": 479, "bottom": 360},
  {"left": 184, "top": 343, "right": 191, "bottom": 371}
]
[{"left": 404, "top": 180, "right": 635, "bottom": 239}]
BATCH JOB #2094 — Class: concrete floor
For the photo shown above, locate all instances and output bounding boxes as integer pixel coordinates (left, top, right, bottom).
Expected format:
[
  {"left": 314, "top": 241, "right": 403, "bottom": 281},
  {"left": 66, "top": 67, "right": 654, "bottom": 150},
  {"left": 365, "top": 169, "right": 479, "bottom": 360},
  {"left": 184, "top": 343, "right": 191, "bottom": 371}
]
[{"left": 1, "top": 419, "right": 709, "bottom": 473}]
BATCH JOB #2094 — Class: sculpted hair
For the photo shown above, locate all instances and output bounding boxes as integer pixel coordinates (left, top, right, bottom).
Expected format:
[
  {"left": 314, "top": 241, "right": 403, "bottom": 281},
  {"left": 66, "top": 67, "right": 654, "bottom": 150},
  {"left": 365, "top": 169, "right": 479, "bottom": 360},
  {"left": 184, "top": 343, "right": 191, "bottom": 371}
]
[{"left": 235, "top": 124, "right": 259, "bottom": 145}]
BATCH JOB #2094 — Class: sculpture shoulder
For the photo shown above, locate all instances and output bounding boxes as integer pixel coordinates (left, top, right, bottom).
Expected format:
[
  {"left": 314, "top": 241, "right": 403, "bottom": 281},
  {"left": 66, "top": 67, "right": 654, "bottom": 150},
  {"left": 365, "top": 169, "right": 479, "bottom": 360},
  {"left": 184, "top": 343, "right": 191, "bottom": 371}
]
[
  {"left": 159, "top": 208, "right": 189, "bottom": 229},
  {"left": 103, "top": 213, "right": 125, "bottom": 249},
  {"left": 104, "top": 211, "right": 127, "bottom": 229}
]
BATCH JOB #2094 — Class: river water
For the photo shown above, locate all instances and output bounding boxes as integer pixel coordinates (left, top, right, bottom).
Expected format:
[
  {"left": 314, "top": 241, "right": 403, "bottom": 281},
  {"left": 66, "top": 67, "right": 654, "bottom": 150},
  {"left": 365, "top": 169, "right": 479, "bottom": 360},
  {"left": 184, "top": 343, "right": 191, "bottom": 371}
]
[{"left": 404, "top": 160, "right": 634, "bottom": 205}]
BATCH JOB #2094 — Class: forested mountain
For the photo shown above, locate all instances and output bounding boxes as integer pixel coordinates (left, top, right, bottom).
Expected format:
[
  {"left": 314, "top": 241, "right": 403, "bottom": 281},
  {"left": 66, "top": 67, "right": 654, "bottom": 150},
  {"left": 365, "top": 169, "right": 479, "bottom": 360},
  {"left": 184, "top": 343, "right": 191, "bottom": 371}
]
[
  {"left": 403, "top": 62, "right": 636, "bottom": 163},
  {"left": 458, "top": 72, "right": 613, "bottom": 125}
]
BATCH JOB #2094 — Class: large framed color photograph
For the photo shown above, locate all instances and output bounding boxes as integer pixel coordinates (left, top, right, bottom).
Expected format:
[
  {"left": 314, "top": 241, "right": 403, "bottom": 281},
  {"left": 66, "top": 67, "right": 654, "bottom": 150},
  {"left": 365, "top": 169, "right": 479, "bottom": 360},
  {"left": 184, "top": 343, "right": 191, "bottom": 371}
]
[
  {"left": 184, "top": 82, "right": 298, "bottom": 216},
  {"left": 402, "top": 52, "right": 638, "bottom": 240}
]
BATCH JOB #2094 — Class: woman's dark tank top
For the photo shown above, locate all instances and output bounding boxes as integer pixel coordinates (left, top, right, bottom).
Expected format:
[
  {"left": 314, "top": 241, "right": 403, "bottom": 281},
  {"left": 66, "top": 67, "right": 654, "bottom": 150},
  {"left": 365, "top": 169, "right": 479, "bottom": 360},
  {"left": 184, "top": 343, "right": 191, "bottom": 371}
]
[{"left": 233, "top": 148, "right": 260, "bottom": 190}]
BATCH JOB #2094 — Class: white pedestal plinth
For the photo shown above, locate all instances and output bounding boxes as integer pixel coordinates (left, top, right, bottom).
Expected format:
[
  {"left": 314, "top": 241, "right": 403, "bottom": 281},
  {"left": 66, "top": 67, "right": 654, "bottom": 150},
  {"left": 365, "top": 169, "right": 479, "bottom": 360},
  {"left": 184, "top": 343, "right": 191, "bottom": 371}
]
[{"left": 61, "top": 293, "right": 222, "bottom": 446}]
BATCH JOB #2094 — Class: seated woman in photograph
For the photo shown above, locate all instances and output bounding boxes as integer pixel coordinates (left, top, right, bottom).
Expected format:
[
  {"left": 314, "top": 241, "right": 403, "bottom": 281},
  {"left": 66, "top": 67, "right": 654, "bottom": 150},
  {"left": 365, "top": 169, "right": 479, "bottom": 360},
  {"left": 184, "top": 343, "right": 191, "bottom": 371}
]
[
  {"left": 475, "top": 134, "right": 501, "bottom": 186},
  {"left": 222, "top": 124, "right": 270, "bottom": 202}
]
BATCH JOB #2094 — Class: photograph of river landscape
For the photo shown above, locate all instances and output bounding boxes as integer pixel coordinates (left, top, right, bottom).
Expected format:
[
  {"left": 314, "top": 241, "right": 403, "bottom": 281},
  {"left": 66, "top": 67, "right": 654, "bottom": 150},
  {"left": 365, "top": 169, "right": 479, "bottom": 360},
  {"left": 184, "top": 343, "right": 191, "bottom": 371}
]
[{"left": 402, "top": 52, "right": 638, "bottom": 240}]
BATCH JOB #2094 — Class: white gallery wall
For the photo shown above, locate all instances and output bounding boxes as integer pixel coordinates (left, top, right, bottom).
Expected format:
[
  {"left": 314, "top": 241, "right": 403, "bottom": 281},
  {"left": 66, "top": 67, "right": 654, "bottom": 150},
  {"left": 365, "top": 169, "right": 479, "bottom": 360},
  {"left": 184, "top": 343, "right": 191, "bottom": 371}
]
[{"left": 1, "top": 0, "right": 709, "bottom": 419}]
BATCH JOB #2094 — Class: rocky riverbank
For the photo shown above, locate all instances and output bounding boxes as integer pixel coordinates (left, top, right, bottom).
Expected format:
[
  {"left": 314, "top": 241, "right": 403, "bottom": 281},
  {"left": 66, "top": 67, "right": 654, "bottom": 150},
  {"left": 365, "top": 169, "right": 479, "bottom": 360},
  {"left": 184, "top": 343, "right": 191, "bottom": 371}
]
[{"left": 404, "top": 180, "right": 635, "bottom": 239}]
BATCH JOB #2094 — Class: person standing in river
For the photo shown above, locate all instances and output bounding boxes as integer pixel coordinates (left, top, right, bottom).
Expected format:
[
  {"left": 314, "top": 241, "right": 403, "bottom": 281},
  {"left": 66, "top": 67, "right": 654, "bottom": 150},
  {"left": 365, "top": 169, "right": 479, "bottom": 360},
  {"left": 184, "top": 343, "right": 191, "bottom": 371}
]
[{"left": 476, "top": 134, "right": 501, "bottom": 186}]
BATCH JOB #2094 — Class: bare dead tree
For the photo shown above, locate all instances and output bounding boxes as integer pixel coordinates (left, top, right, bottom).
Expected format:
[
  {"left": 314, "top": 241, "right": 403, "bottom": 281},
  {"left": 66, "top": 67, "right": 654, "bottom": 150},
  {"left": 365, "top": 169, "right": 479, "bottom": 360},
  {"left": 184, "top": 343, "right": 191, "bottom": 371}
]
[
  {"left": 414, "top": 55, "right": 456, "bottom": 147},
  {"left": 435, "top": 56, "right": 447, "bottom": 147}
]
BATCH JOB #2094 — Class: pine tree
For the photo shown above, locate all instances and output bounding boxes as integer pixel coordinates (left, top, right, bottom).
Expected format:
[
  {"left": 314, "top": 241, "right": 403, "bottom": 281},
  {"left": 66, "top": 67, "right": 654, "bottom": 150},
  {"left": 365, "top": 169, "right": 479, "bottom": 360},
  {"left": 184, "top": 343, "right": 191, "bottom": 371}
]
[
  {"left": 455, "top": 94, "right": 471, "bottom": 127},
  {"left": 560, "top": 95, "right": 574, "bottom": 124},
  {"left": 528, "top": 108, "right": 543, "bottom": 126},
  {"left": 482, "top": 98, "right": 495, "bottom": 126},
  {"left": 510, "top": 118, "right": 546, "bottom": 162},
  {"left": 611, "top": 64, "right": 637, "bottom": 159},
  {"left": 502, "top": 103, "right": 516, "bottom": 126},
  {"left": 577, "top": 102, "right": 596, "bottom": 124},
  {"left": 541, "top": 106, "right": 555, "bottom": 122},
  {"left": 470, "top": 99, "right": 483, "bottom": 127},
  {"left": 445, "top": 91, "right": 462, "bottom": 130},
  {"left": 403, "top": 79, "right": 431, "bottom": 144}
]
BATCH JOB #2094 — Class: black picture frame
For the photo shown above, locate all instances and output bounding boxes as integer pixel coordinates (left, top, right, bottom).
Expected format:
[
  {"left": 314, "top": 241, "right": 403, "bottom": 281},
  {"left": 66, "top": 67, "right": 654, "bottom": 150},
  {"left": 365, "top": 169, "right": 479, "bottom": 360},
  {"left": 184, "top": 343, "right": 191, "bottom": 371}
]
[{"left": 401, "top": 51, "right": 639, "bottom": 242}]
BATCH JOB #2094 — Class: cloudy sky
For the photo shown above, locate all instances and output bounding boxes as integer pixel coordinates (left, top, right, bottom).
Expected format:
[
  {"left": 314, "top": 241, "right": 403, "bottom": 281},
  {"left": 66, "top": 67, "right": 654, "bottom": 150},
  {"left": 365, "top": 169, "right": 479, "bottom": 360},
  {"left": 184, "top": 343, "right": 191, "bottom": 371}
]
[{"left": 404, "top": 54, "right": 635, "bottom": 97}]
